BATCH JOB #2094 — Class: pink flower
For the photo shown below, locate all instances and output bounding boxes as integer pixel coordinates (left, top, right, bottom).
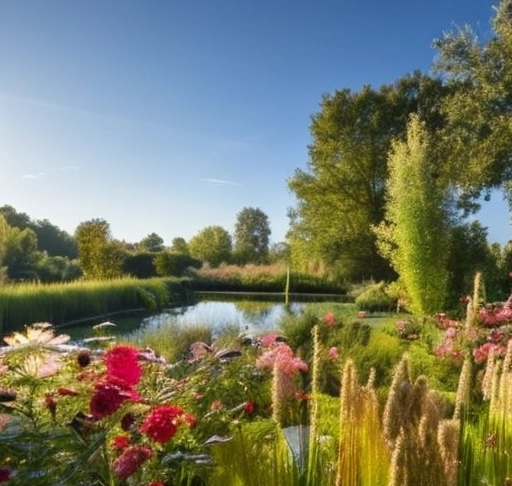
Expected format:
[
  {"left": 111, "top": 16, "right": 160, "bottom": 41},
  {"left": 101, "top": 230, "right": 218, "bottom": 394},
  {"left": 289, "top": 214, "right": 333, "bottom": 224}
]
[
  {"left": 324, "top": 312, "right": 336, "bottom": 328},
  {"left": 105, "top": 345, "right": 142, "bottom": 386},
  {"left": 260, "top": 333, "right": 279, "bottom": 347},
  {"left": 112, "top": 445, "right": 152, "bottom": 480},
  {"left": 210, "top": 400, "right": 223, "bottom": 411},
  {"left": 256, "top": 344, "right": 308, "bottom": 376},
  {"left": 140, "top": 405, "right": 191, "bottom": 444},
  {"left": 328, "top": 347, "right": 339, "bottom": 359}
]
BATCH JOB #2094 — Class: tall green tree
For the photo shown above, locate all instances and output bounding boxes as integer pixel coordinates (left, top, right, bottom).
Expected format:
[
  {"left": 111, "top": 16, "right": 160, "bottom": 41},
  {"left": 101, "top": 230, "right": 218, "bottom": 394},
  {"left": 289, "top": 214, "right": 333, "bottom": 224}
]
[
  {"left": 188, "top": 226, "right": 232, "bottom": 268},
  {"left": 75, "top": 219, "right": 125, "bottom": 279},
  {"left": 233, "top": 207, "right": 271, "bottom": 265},
  {"left": 4, "top": 226, "right": 42, "bottom": 280},
  {"left": 138, "top": 233, "right": 165, "bottom": 253},
  {"left": 287, "top": 72, "right": 448, "bottom": 282},
  {"left": 433, "top": 0, "right": 512, "bottom": 206},
  {"left": 375, "top": 115, "right": 451, "bottom": 315},
  {"left": 170, "top": 237, "right": 189, "bottom": 255}
]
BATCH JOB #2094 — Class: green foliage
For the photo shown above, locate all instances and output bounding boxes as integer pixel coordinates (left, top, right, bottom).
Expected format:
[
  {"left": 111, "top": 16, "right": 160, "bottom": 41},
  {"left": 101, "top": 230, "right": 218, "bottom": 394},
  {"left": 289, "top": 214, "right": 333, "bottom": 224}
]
[
  {"left": 154, "top": 251, "right": 202, "bottom": 277},
  {"left": 188, "top": 226, "right": 232, "bottom": 268},
  {"left": 137, "top": 232, "right": 165, "bottom": 252},
  {"left": 35, "top": 256, "right": 83, "bottom": 283},
  {"left": 287, "top": 72, "right": 446, "bottom": 283},
  {"left": 376, "top": 115, "right": 451, "bottom": 315},
  {"left": 170, "top": 237, "right": 190, "bottom": 255},
  {"left": 354, "top": 281, "right": 395, "bottom": 312},
  {"left": 122, "top": 252, "right": 157, "bottom": 279},
  {"left": 75, "top": 219, "right": 126, "bottom": 279},
  {"left": 233, "top": 207, "right": 271, "bottom": 265},
  {"left": 0, "top": 277, "right": 174, "bottom": 332},
  {"left": 4, "top": 226, "right": 42, "bottom": 280}
]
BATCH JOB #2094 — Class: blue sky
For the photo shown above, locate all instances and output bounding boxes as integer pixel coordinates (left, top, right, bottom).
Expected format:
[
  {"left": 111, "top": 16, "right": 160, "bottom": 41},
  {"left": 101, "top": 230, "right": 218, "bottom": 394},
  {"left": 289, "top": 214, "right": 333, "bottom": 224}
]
[{"left": 1, "top": 0, "right": 509, "bottom": 246}]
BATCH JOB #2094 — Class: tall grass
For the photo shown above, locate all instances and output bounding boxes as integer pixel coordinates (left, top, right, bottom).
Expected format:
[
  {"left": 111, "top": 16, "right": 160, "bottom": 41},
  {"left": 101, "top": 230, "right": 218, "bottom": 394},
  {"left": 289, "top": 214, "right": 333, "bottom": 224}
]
[{"left": 0, "top": 277, "right": 178, "bottom": 334}]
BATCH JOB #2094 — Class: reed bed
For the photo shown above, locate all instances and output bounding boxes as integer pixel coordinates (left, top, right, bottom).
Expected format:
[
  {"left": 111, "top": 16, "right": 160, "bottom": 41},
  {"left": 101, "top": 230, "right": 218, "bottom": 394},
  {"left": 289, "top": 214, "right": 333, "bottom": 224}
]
[{"left": 0, "top": 277, "right": 175, "bottom": 334}]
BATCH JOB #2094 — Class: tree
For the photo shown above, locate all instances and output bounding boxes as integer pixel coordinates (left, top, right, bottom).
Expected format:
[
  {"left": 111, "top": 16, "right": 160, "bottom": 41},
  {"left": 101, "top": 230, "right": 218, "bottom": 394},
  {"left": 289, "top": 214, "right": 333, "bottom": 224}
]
[
  {"left": 153, "top": 252, "right": 201, "bottom": 277},
  {"left": 33, "top": 219, "right": 78, "bottom": 258},
  {"left": 75, "top": 219, "right": 125, "bottom": 279},
  {"left": 375, "top": 115, "right": 451, "bottom": 315},
  {"left": 433, "top": 0, "right": 512, "bottom": 205},
  {"left": 170, "top": 237, "right": 190, "bottom": 255},
  {"left": 138, "top": 233, "right": 165, "bottom": 253},
  {"left": 4, "top": 226, "right": 42, "bottom": 280},
  {"left": 233, "top": 207, "right": 271, "bottom": 265},
  {"left": 287, "top": 72, "right": 448, "bottom": 282},
  {"left": 188, "top": 226, "right": 232, "bottom": 268}
]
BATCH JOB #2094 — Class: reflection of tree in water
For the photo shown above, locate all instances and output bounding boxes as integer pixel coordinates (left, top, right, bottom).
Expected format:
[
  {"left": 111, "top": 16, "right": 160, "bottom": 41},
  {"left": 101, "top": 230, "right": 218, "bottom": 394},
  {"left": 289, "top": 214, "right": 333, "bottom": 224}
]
[{"left": 234, "top": 300, "right": 273, "bottom": 321}]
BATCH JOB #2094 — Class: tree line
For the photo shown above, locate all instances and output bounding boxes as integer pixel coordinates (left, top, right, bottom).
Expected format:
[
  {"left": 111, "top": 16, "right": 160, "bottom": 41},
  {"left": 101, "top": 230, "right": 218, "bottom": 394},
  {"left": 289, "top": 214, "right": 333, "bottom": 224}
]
[{"left": 0, "top": 205, "right": 281, "bottom": 283}]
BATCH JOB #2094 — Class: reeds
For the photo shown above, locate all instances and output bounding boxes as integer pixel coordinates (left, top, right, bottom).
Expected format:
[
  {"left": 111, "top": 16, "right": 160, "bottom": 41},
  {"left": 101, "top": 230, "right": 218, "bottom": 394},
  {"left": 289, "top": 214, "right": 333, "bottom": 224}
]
[{"left": 0, "top": 277, "right": 173, "bottom": 333}]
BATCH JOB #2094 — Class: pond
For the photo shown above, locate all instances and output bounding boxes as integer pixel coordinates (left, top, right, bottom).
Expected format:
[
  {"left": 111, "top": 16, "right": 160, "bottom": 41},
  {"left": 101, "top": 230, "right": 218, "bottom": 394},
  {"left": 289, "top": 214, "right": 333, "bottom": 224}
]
[{"left": 60, "top": 300, "right": 304, "bottom": 342}]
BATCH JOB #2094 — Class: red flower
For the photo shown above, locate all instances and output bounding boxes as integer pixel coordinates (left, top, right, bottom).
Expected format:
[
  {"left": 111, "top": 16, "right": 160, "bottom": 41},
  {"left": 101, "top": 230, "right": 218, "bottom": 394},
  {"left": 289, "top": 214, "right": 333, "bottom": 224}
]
[
  {"left": 89, "top": 380, "right": 139, "bottom": 419},
  {"left": 112, "top": 445, "right": 152, "bottom": 480},
  {"left": 105, "top": 345, "right": 142, "bottom": 386},
  {"left": 0, "top": 468, "right": 11, "bottom": 482},
  {"left": 140, "top": 405, "right": 190, "bottom": 444},
  {"left": 243, "top": 401, "right": 255, "bottom": 414},
  {"left": 148, "top": 482, "right": 166, "bottom": 486},
  {"left": 111, "top": 435, "right": 130, "bottom": 451}
]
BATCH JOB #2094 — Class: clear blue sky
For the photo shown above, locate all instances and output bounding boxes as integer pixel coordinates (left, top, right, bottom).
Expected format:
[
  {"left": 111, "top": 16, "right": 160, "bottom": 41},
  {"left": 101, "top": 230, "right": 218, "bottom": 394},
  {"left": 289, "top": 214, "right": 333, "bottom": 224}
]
[{"left": 1, "top": 0, "right": 509, "bottom": 246}]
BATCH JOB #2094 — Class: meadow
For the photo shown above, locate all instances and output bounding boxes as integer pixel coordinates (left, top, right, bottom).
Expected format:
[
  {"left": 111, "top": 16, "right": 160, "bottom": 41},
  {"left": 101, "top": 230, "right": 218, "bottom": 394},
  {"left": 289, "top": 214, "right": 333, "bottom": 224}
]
[{"left": 0, "top": 278, "right": 510, "bottom": 485}]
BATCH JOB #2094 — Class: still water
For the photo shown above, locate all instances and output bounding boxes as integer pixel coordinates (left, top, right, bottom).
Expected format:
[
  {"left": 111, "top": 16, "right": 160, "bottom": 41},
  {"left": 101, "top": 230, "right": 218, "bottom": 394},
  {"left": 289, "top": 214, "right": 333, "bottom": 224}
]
[
  {"left": 139, "top": 300, "right": 303, "bottom": 335},
  {"left": 60, "top": 300, "right": 303, "bottom": 341}
]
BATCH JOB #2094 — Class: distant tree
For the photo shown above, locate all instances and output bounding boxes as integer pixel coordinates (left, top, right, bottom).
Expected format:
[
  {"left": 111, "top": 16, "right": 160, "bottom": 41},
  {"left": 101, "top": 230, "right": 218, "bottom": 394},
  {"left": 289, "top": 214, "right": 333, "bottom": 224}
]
[
  {"left": 233, "top": 207, "right": 271, "bottom": 265},
  {"left": 122, "top": 253, "right": 157, "bottom": 279},
  {"left": 268, "top": 241, "right": 291, "bottom": 264},
  {"left": 75, "top": 219, "right": 125, "bottom": 279},
  {"left": 154, "top": 251, "right": 202, "bottom": 277},
  {"left": 170, "top": 237, "right": 189, "bottom": 255},
  {"left": 36, "top": 256, "right": 82, "bottom": 283},
  {"left": 188, "top": 226, "right": 232, "bottom": 268},
  {"left": 33, "top": 219, "right": 78, "bottom": 258},
  {"left": 375, "top": 115, "right": 451, "bottom": 315},
  {"left": 0, "top": 205, "right": 31, "bottom": 229},
  {"left": 4, "top": 226, "right": 42, "bottom": 280},
  {"left": 138, "top": 233, "right": 165, "bottom": 253}
]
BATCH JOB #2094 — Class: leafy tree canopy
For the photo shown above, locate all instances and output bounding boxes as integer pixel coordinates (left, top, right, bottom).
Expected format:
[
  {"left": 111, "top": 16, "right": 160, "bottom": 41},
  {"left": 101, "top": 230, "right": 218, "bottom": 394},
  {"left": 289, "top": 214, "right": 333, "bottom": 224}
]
[
  {"left": 188, "top": 226, "right": 232, "bottom": 268},
  {"left": 233, "top": 207, "right": 271, "bottom": 265}
]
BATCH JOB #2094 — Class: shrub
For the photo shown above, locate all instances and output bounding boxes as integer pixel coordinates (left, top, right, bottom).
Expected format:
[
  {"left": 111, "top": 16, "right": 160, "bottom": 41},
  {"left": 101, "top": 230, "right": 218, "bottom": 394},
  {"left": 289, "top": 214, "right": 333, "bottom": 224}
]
[{"left": 355, "top": 281, "right": 395, "bottom": 312}]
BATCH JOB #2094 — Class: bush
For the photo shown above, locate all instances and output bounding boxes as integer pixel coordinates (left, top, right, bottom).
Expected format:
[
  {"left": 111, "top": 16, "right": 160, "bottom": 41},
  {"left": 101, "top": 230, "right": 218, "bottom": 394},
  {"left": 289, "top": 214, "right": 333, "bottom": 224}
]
[{"left": 355, "top": 281, "right": 395, "bottom": 312}]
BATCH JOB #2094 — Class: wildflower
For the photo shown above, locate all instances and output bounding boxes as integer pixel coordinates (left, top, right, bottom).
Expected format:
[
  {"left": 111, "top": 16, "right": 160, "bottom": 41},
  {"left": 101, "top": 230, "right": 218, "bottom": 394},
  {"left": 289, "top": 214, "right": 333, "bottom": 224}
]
[
  {"left": 243, "top": 401, "right": 255, "bottom": 414},
  {"left": 191, "top": 391, "right": 204, "bottom": 400},
  {"left": 328, "top": 346, "right": 339, "bottom": 359},
  {"left": 76, "top": 350, "right": 92, "bottom": 368},
  {"left": 260, "top": 333, "right": 279, "bottom": 347},
  {"left": 148, "top": 482, "right": 166, "bottom": 486},
  {"left": 211, "top": 400, "right": 223, "bottom": 411},
  {"left": 111, "top": 435, "right": 130, "bottom": 452},
  {"left": 140, "top": 404, "right": 191, "bottom": 444},
  {"left": 112, "top": 445, "right": 152, "bottom": 480},
  {"left": 89, "top": 380, "right": 139, "bottom": 419},
  {"left": 324, "top": 312, "right": 336, "bottom": 328},
  {"left": 105, "top": 345, "right": 142, "bottom": 386},
  {"left": 256, "top": 343, "right": 308, "bottom": 376},
  {"left": 0, "top": 468, "right": 11, "bottom": 482}
]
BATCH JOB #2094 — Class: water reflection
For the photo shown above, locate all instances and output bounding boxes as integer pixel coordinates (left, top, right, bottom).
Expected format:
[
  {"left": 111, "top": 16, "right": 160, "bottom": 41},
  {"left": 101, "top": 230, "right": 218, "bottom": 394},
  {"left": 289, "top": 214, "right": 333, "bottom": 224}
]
[{"left": 141, "top": 301, "right": 303, "bottom": 334}]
